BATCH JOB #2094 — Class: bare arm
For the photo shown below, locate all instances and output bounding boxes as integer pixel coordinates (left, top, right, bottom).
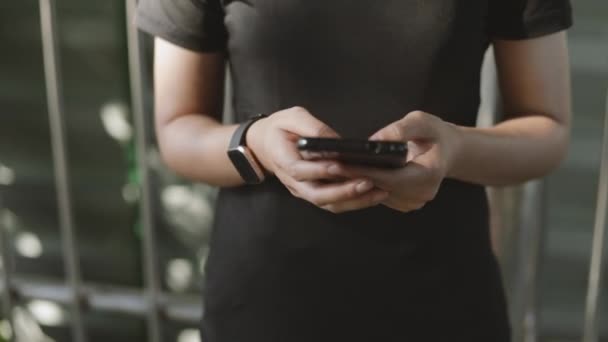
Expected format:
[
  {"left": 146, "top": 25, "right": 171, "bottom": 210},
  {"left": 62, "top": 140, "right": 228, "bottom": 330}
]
[
  {"left": 154, "top": 38, "right": 386, "bottom": 211},
  {"left": 333, "top": 32, "right": 572, "bottom": 212},
  {"left": 448, "top": 31, "right": 571, "bottom": 186},
  {"left": 153, "top": 38, "right": 245, "bottom": 186}
]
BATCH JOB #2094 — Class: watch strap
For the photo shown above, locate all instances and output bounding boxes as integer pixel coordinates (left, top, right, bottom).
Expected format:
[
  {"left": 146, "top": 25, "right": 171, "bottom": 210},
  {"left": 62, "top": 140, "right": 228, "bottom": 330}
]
[
  {"left": 229, "top": 113, "right": 267, "bottom": 150},
  {"left": 227, "top": 114, "right": 267, "bottom": 184}
]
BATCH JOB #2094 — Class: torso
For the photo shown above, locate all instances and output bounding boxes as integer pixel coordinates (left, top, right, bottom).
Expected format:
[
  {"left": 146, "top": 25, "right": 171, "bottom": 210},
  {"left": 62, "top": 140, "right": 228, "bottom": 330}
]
[{"left": 202, "top": 1, "right": 510, "bottom": 341}]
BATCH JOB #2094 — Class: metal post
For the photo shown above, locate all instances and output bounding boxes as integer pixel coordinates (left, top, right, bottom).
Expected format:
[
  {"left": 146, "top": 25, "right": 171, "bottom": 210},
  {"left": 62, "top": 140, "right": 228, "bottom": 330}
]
[
  {"left": 125, "top": 1, "right": 163, "bottom": 341},
  {"left": 518, "top": 180, "right": 545, "bottom": 342},
  {"left": 582, "top": 88, "right": 608, "bottom": 342},
  {"left": 39, "top": 1, "right": 87, "bottom": 341},
  {"left": 0, "top": 200, "right": 16, "bottom": 342},
  {"left": 478, "top": 47, "right": 501, "bottom": 128}
]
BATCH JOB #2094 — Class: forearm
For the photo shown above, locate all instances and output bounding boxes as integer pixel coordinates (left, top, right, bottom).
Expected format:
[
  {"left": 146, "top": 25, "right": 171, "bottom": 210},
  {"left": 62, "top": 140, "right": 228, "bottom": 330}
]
[
  {"left": 157, "top": 114, "right": 245, "bottom": 187},
  {"left": 447, "top": 115, "right": 570, "bottom": 187}
]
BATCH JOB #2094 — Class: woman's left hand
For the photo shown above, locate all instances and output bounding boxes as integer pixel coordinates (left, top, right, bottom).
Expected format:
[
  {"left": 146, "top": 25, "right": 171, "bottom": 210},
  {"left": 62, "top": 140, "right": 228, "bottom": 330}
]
[{"left": 334, "top": 111, "right": 462, "bottom": 213}]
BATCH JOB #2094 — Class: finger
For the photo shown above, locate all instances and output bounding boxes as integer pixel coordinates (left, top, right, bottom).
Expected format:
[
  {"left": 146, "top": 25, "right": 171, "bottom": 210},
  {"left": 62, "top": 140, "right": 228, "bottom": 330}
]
[
  {"left": 294, "top": 178, "right": 375, "bottom": 207},
  {"left": 300, "top": 150, "right": 340, "bottom": 161},
  {"left": 286, "top": 160, "right": 344, "bottom": 182},
  {"left": 338, "top": 163, "right": 428, "bottom": 190},
  {"left": 275, "top": 130, "right": 347, "bottom": 181},
  {"left": 395, "top": 111, "right": 438, "bottom": 141},
  {"left": 370, "top": 111, "right": 437, "bottom": 142},
  {"left": 278, "top": 106, "right": 339, "bottom": 138},
  {"left": 336, "top": 165, "right": 401, "bottom": 189},
  {"left": 272, "top": 131, "right": 308, "bottom": 172},
  {"left": 369, "top": 121, "right": 404, "bottom": 141},
  {"left": 322, "top": 189, "right": 389, "bottom": 213}
]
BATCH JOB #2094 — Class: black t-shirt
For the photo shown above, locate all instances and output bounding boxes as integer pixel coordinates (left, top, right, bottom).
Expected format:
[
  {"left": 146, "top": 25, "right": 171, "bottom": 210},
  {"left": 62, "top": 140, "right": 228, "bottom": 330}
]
[{"left": 137, "top": 1, "right": 572, "bottom": 341}]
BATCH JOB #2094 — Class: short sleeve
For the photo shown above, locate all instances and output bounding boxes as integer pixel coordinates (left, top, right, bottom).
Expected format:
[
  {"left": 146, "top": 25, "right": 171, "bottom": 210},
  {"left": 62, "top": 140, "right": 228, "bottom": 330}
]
[
  {"left": 136, "top": 0, "right": 228, "bottom": 52},
  {"left": 488, "top": 0, "right": 573, "bottom": 40}
]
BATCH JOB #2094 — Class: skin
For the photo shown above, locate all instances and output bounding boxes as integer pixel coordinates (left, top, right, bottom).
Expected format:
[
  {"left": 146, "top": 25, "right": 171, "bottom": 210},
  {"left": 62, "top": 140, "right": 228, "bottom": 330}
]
[{"left": 154, "top": 31, "right": 571, "bottom": 214}]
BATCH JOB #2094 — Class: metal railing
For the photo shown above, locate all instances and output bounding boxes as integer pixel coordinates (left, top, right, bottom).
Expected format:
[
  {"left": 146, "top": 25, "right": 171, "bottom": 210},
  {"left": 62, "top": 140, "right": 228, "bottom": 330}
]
[
  {"left": 125, "top": 0, "right": 163, "bottom": 341},
  {"left": 0, "top": 197, "right": 15, "bottom": 340},
  {"left": 0, "top": 276, "right": 201, "bottom": 324},
  {"left": 0, "top": 1, "right": 204, "bottom": 341},
  {"left": 583, "top": 85, "right": 608, "bottom": 342},
  {"left": 39, "top": 0, "right": 86, "bottom": 340},
  {"left": 512, "top": 180, "right": 546, "bottom": 342}
]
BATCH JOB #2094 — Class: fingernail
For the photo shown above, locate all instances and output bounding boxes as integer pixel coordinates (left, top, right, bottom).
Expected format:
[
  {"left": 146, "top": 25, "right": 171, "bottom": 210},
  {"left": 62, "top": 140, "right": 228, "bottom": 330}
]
[
  {"left": 356, "top": 180, "right": 373, "bottom": 193},
  {"left": 328, "top": 164, "right": 341, "bottom": 175}
]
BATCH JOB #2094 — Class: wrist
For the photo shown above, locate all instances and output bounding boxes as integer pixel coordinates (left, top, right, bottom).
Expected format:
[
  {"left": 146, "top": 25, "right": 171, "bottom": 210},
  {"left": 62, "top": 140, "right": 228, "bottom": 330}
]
[
  {"left": 245, "top": 117, "right": 274, "bottom": 175},
  {"left": 443, "top": 122, "right": 466, "bottom": 179}
]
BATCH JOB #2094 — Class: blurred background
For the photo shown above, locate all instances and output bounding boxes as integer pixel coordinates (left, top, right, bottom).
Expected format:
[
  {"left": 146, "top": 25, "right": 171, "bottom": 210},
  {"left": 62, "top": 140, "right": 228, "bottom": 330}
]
[{"left": 0, "top": 0, "right": 606, "bottom": 341}]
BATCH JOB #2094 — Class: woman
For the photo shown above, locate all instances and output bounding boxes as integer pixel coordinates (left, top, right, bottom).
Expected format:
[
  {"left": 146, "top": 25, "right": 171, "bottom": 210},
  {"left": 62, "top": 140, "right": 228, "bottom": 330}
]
[{"left": 136, "top": 0, "right": 572, "bottom": 341}]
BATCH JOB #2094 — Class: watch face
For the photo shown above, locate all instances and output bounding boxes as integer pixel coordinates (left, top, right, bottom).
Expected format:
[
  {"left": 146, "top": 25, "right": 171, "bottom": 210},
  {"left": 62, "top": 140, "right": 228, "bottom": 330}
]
[{"left": 227, "top": 146, "right": 265, "bottom": 184}]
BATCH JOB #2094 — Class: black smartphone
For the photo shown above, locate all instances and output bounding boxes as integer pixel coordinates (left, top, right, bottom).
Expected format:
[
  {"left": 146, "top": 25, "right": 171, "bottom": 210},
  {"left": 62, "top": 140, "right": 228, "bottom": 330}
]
[{"left": 297, "top": 137, "right": 408, "bottom": 168}]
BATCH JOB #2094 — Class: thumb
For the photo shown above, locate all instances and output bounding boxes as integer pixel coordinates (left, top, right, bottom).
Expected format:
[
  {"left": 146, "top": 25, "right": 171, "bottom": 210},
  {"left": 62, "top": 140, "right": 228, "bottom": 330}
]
[
  {"left": 279, "top": 106, "right": 339, "bottom": 138},
  {"left": 370, "top": 111, "right": 436, "bottom": 142}
]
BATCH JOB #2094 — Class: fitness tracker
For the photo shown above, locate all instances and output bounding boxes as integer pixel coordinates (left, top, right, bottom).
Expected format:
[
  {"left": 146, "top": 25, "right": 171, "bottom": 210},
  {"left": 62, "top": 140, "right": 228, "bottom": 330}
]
[{"left": 227, "top": 114, "right": 268, "bottom": 184}]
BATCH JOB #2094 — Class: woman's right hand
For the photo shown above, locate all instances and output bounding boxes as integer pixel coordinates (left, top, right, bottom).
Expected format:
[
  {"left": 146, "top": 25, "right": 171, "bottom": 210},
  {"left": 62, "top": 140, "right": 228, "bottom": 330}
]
[{"left": 246, "top": 106, "right": 389, "bottom": 213}]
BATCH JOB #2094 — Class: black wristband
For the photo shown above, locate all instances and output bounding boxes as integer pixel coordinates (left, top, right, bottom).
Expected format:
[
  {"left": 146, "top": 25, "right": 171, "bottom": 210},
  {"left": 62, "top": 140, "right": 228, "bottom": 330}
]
[
  {"left": 227, "top": 114, "right": 268, "bottom": 184},
  {"left": 229, "top": 113, "right": 267, "bottom": 149}
]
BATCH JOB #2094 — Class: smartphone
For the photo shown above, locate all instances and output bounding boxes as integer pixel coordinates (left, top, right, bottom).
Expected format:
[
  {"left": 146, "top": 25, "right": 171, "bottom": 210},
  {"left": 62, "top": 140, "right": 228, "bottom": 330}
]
[{"left": 297, "top": 137, "right": 408, "bottom": 168}]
